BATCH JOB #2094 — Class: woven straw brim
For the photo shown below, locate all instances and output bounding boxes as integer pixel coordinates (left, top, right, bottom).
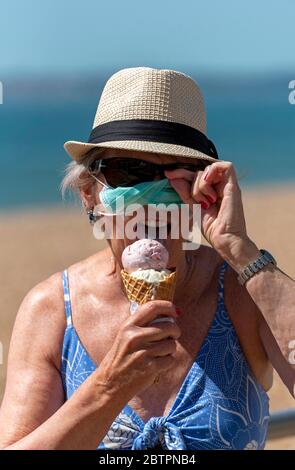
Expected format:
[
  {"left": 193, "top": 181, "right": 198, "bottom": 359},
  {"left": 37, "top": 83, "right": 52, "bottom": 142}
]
[
  {"left": 64, "top": 139, "right": 219, "bottom": 164},
  {"left": 121, "top": 269, "right": 177, "bottom": 305}
]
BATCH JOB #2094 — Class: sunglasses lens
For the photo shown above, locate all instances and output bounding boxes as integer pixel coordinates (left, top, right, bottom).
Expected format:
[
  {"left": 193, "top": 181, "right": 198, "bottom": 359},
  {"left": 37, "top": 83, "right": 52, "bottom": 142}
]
[
  {"left": 93, "top": 158, "right": 207, "bottom": 188},
  {"left": 99, "top": 159, "right": 162, "bottom": 187}
]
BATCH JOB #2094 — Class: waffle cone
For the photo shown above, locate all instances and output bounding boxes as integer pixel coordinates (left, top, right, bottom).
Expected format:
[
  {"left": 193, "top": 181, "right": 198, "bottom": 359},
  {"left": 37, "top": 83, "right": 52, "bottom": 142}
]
[{"left": 121, "top": 269, "right": 177, "bottom": 305}]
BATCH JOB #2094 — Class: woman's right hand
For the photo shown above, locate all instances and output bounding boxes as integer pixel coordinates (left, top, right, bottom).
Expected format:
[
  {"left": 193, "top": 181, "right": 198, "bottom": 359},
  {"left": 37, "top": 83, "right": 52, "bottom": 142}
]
[{"left": 95, "top": 300, "right": 181, "bottom": 399}]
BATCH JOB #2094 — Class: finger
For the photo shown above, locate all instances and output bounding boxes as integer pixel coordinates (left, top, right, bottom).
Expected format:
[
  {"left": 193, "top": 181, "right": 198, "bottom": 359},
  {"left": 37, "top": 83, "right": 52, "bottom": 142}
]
[
  {"left": 170, "top": 176, "right": 213, "bottom": 210},
  {"left": 131, "top": 300, "right": 179, "bottom": 327},
  {"left": 168, "top": 178, "right": 195, "bottom": 205},
  {"left": 136, "top": 322, "right": 181, "bottom": 343},
  {"left": 201, "top": 162, "right": 239, "bottom": 203},
  {"left": 192, "top": 171, "right": 218, "bottom": 206},
  {"left": 149, "top": 317, "right": 175, "bottom": 326},
  {"left": 203, "top": 161, "right": 235, "bottom": 185},
  {"left": 164, "top": 168, "right": 195, "bottom": 182},
  {"left": 147, "top": 338, "right": 177, "bottom": 357}
]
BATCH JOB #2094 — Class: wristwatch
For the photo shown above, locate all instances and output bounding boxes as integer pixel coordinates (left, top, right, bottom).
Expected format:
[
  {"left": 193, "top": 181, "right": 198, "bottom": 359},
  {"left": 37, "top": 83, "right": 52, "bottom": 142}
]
[{"left": 238, "top": 249, "right": 277, "bottom": 285}]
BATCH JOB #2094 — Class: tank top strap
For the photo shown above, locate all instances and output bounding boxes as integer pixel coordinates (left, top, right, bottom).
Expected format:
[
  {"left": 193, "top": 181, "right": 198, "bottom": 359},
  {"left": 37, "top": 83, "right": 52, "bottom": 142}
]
[{"left": 62, "top": 269, "right": 73, "bottom": 327}]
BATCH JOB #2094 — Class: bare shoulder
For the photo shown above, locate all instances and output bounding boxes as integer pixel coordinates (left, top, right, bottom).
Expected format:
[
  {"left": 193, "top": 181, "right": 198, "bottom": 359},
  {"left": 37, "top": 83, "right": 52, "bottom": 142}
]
[
  {"left": 12, "top": 249, "right": 109, "bottom": 366},
  {"left": 17, "top": 248, "right": 110, "bottom": 338},
  {"left": 20, "top": 271, "right": 64, "bottom": 315},
  {"left": 0, "top": 271, "right": 70, "bottom": 447},
  {"left": 10, "top": 271, "right": 67, "bottom": 368}
]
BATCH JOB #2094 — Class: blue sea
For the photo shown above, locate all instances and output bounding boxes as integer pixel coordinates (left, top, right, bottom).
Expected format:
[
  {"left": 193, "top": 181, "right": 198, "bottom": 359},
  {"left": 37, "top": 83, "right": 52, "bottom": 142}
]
[{"left": 0, "top": 72, "right": 294, "bottom": 210}]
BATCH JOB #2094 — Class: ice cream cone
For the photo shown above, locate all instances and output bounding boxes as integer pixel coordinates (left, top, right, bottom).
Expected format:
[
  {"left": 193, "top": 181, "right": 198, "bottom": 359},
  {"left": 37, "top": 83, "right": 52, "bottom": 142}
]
[{"left": 121, "top": 269, "right": 177, "bottom": 305}]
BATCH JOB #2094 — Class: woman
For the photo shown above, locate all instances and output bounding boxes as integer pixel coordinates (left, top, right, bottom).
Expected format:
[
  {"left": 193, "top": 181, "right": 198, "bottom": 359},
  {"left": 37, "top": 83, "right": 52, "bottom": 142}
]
[{"left": 0, "top": 67, "right": 294, "bottom": 450}]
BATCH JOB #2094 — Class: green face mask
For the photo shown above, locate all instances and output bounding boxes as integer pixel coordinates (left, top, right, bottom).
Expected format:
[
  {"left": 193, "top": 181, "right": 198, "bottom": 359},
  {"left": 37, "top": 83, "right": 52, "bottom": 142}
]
[{"left": 100, "top": 178, "right": 182, "bottom": 214}]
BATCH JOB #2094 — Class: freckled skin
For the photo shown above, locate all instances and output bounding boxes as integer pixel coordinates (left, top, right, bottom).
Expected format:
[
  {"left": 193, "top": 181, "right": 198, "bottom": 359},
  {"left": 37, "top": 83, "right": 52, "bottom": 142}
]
[{"left": 0, "top": 148, "right": 278, "bottom": 448}]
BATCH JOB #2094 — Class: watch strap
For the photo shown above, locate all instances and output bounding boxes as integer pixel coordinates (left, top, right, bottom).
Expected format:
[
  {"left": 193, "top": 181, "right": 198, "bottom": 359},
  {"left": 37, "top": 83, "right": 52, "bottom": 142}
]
[{"left": 238, "top": 249, "right": 277, "bottom": 285}]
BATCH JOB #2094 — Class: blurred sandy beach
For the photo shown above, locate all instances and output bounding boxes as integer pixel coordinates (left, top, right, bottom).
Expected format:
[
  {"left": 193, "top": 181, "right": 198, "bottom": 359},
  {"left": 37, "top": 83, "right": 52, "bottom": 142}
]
[{"left": 0, "top": 185, "right": 294, "bottom": 449}]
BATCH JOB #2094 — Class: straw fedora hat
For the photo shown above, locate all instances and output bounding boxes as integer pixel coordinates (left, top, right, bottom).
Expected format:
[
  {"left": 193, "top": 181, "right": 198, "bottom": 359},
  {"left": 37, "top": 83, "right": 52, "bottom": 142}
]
[{"left": 64, "top": 67, "right": 219, "bottom": 163}]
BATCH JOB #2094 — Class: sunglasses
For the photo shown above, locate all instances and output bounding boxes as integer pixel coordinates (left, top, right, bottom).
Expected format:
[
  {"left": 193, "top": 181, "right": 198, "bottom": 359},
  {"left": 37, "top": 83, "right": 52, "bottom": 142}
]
[{"left": 89, "top": 157, "right": 208, "bottom": 188}]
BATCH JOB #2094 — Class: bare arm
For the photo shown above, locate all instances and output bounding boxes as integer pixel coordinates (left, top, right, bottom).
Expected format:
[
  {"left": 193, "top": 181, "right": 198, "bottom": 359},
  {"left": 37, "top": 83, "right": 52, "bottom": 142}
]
[
  {"left": 0, "top": 274, "right": 180, "bottom": 449},
  {"left": 0, "top": 274, "right": 125, "bottom": 449},
  {"left": 5, "top": 373, "right": 127, "bottom": 450},
  {"left": 225, "top": 239, "right": 295, "bottom": 398},
  {"left": 165, "top": 160, "right": 295, "bottom": 398}
]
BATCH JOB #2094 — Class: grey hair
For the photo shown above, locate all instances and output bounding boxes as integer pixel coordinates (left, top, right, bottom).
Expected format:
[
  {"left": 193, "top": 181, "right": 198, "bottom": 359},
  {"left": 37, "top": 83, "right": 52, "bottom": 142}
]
[{"left": 60, "top": 148, "right": 105, "bottom": 199}]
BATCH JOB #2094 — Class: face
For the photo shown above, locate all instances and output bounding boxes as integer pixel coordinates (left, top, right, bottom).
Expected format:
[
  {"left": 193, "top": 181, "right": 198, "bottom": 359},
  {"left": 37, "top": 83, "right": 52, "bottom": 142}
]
[{"left": 81, "top": 148, "right": 206, "bottom": 268}]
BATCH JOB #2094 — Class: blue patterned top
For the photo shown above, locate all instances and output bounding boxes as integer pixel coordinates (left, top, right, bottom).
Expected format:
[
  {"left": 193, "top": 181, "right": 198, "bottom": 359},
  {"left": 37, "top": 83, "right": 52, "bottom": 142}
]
[{"left": 60, "top": 261, "right": 270, "bottom": 450}]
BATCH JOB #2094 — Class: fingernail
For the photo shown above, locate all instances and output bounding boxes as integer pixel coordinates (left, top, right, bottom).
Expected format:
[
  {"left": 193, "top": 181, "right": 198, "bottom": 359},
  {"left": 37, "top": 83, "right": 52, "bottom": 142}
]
[
  {"left": 207, "top": 195, "right": 215, "bottom": 204},
  {"left": 200, "top": 201, "right": 209, "bottom": 210},
  {"left": 175, "top": 307, "right": 183, "bottom": 316},
  {"left": 204, "top": 171, "right": 209, "bottom": 181}
]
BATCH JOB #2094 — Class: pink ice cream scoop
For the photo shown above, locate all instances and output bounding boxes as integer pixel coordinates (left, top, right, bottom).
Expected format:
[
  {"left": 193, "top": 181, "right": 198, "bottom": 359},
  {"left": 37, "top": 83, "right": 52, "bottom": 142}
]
[{"left": 122, "top": 239, "right": 169, "bottom": 273}]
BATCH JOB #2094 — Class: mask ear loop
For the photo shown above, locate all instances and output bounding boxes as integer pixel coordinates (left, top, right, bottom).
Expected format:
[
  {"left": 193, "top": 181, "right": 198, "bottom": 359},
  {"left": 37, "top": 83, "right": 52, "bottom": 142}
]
[
  {"left": 88, "top": 170, "right": 120, "bottom": 217},
  {"left": 89, "top": 171, "right": 110, "bottom": 189}
]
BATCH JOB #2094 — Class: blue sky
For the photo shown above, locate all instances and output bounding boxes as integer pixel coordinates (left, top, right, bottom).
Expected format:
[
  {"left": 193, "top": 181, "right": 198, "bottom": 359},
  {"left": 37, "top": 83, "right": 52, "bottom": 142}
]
[{"left": 0, "top": 0, "right": 294, "bottom": 75}]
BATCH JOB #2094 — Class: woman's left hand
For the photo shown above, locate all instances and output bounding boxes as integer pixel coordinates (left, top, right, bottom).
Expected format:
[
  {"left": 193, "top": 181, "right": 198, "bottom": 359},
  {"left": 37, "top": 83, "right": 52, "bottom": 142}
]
[{"left": 165, "top": 161, "right": 260, "bottom": 269}]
